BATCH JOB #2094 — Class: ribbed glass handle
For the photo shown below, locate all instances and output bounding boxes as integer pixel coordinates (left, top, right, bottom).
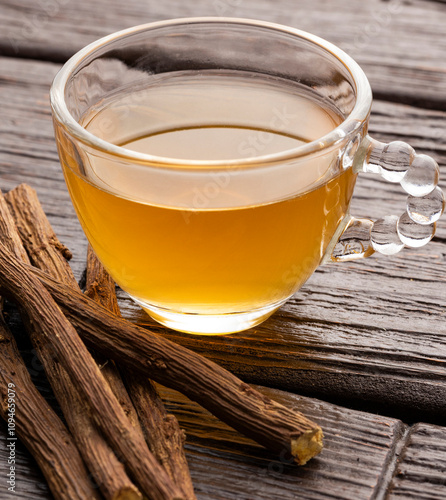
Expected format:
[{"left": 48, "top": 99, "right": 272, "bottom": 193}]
[{"left": 331, "top": 136, "right": 445, "bottom": 262}]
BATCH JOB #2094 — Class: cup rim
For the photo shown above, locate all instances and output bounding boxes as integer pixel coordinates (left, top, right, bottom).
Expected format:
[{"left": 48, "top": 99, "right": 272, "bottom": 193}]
[{"left": 50, "top": 17, "right": 372, "bottom": 170}]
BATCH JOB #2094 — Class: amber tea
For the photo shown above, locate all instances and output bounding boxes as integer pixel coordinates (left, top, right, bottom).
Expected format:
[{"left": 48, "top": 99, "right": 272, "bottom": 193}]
[{"left": 59, "top": 70, "right": 355, "bottom": 333}]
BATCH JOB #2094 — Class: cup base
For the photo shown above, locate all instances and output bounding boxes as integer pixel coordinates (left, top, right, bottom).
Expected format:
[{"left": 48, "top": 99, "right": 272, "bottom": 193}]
[{"left": 131, "top": 297, "right": 289, "bottom": 335}]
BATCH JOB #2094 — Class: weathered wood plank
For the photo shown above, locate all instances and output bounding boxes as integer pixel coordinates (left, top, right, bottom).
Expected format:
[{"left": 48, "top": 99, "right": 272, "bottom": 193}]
[
  {"left": 0, "top": 58, "right": 86, "bottom": 278},
  {"left": 0, "top": 383, "right": 408, "bottom": 500},
  {"left": 159, "top": 385, "right": 407, "bottom": 500},
  {"left": 0, "top": 55, "right": 445, "bottom": 422},
  {"left": 387, "top": 423, "right": 446, "bottom": 499},
  {"left": 0, "top": 0, "right": 445, "bottom": 108}
]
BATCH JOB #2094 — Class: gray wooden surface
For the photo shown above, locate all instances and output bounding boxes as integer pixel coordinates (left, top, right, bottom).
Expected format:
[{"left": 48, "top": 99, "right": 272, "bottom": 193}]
[
  {"left": 0, "top": 0, "right": 445, "bottom": 498},
  {"left": 1, "top": 0, "right": 446, "bottom": 108},
  {"left": 388, "top": 423, "right": 446, "bottom": 499}
]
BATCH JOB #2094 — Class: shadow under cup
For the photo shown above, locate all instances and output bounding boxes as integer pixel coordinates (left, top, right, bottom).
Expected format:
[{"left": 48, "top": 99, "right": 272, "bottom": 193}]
[{"left": 50, "top": 18, "right": 372, "bottom": 335}]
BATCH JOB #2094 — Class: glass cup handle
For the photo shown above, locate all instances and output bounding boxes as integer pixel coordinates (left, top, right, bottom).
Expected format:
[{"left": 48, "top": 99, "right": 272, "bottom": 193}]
[{"left": 330, "top": 135, "right": 445, "bottom": 262}]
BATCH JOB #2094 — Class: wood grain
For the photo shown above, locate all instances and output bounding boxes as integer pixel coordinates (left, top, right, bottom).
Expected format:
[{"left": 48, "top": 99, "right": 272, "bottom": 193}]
[
  {"left": 387, "top": 423, "right": 446, "bottom": 499},
  {"left": 0, "top": 55, "right": 445, "bottom": 424},
  {"left": 0, "top": 0, "right": 445, "bottom": 108},
  {"left": 158, "top": 384, "right": 406, "bottom": 500},
  {"left": 0, "top": 383, "right": 409, "bottom": 500},
  {"left": 0, "top": 421, "right": 50, "bottom": 500}
]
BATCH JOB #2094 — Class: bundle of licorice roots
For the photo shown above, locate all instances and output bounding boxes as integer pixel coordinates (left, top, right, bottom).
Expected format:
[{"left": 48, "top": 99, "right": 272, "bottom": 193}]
[{"left": 0, "top": 184, "right": 323, "bottom": 500}]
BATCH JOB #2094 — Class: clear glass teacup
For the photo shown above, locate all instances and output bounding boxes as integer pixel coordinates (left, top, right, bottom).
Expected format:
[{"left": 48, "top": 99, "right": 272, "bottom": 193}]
[{"left": 50, "top": 18, "right": 444, "bottom": 335}]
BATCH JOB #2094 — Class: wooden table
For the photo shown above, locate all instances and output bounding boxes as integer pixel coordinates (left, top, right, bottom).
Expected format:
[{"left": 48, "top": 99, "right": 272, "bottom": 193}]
[{"left": 0, "top": 0, "right": 445, "bottom": 498}]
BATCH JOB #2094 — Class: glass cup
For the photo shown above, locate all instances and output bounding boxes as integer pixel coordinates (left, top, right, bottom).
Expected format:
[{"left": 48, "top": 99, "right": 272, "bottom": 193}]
[{"left": 50, "top": 18, "right": 444, "bottom": 335}]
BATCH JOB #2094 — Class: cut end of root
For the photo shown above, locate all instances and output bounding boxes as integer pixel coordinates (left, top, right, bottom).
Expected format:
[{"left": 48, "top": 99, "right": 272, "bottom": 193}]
[
  {"left": 291, "top": 428, "right": 324, "bottom": 466},
  {"left": 114, "top": 485, "right": 143, "bottom": 500}
]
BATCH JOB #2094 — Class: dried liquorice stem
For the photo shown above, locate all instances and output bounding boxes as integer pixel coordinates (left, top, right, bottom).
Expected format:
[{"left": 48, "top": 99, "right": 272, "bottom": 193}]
[
  {"left": 3, "top": 185, "right": 142, "bottom": 500},
  {"left": 86, "top": 245, "right": 196, "bottom": 499},
  {"left": 29, "top": 263, "right": 324, "bottom": 465},
  {"left": 6, "top": 185, "right": 145, "bottom": 433},
  {"left": 84, "top": 247, "right": 144, "bottom": 426},
  {"left": 0, "top": 191, "right": 29, "bottom": 265},
  {"left": 0, "top": 307, "right": 100, "bottom": 499}
]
